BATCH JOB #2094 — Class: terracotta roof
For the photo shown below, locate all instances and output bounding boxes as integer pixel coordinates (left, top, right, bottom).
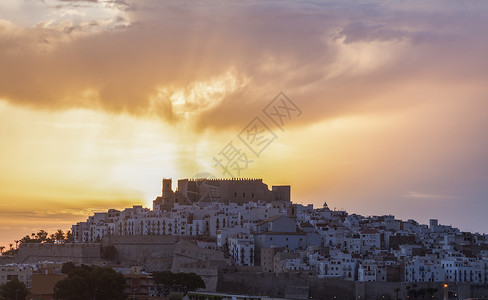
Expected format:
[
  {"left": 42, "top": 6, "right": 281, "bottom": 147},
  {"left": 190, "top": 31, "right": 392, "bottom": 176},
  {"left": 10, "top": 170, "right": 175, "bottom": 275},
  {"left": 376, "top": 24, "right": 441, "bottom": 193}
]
[
  {"left": 256, "top": 215, "right": 285, "bottom": 226},
  {"left": 277, "top": 252, "right": 300, "bottom": 260},
  {"left": 360, "top": 228, "right": 379, "bottom": 234},
  {"left": 301, "top": 222, "right": 314, "bottom": 228},
  {"left": 256, "top": 231, "right": 306, "bottom": 236}
]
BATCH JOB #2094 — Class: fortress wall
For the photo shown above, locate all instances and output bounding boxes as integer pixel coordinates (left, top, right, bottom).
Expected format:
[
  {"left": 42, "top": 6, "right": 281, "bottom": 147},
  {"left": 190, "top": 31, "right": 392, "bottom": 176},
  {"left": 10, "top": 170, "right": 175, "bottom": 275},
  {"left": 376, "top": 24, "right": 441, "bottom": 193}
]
[
  {"left": 219, "top": 180, "right": 271, "bottom": 204},
  {"left": 217, "top": 271, "right": 355, "bottom": 299},
  {"left": 157, "top": 178, "right": 291, "bottom": 208},
  {"left": 178, "top": 179, "right": 290, "bottom": 204},
  {"left": 105, "top": 236, "right": 226, "bottom": 273},
  {"left": 180, "top": 267, "right": 219, "bottom": 292},
  {"left": 0, "top": 256, "right": 15, "bottom": 265},
  {"left": 217, "top": 272, "right": 488, "bottom": 300},
  {"left": 471, "top": 285, "right": 488, "bottom": 298},
  {"left": 104, "top": 235, "right": 179, "bottom": 264},
  {"left": 359, "top": 281, "right": 482, "bottom": 300},
  {"left": 17, "top": 243, "right": 101, "bottom": 264}
]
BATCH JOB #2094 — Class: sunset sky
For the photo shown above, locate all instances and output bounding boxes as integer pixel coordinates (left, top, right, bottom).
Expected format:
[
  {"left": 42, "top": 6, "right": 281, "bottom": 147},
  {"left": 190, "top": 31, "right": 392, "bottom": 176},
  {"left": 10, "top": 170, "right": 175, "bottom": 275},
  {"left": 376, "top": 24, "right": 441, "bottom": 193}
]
[{"left": 1, "top": 0, "right": 488, "bottom": 248}]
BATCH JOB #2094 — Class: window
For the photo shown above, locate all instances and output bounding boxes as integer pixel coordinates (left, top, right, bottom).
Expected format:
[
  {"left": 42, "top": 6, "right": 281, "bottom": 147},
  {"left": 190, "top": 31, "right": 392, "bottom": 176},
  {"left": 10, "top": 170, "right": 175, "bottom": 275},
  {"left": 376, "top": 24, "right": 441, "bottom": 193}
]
[{"left": 7, "top": 275, "right": 18, "bottom": 281}]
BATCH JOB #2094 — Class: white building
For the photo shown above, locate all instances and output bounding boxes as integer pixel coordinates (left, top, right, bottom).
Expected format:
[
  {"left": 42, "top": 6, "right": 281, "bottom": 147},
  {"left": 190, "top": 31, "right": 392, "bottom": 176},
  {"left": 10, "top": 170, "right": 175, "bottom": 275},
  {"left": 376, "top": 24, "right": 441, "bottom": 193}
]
[
  {"left": 228, "top": 233, "right": 255, "bottom": 266},
  {"left": 217, "top": 227, "right": 250, "bottom": 247},
  {"left": 284, "top": 257, "right": 310, "bottom": 272},
  {"left": 441, "top": 258, "right": 486, "bottom": 284},
  {"left": 312, "top": 251, "right": 357, "bottom": 281},
  {"left": 360, "top": 229, "right": 381, "bottom": 253},
  {"left": 405, "top": 257, "right": 445, "bottom": 283},
  {"left": 358, "top": 260, "right": 378, "bottom": 282},
  {"left": 0, "top": 264, "right": 33, "bottom": 288}
]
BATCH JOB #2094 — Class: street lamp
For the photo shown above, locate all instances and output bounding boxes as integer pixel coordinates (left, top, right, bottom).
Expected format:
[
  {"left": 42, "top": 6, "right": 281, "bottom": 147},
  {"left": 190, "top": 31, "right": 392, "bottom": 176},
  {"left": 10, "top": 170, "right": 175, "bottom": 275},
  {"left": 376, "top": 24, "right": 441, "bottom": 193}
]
[{"left": 443, "top": 283, "right": 448, "bottom": 300}]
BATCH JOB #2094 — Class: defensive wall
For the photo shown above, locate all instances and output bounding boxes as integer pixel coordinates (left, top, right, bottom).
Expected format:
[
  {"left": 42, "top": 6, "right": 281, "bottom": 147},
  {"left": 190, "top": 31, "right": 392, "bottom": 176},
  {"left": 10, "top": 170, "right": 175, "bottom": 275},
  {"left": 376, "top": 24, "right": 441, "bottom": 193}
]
[
  {"left": 217, "top": 271, "right": 488, "bottom": 300},
  {"left": 16, "top": 243, "right": 101, "bottom": 264},
  {"left": 103, "top": 235, "right": 179, "bottom": 270}
]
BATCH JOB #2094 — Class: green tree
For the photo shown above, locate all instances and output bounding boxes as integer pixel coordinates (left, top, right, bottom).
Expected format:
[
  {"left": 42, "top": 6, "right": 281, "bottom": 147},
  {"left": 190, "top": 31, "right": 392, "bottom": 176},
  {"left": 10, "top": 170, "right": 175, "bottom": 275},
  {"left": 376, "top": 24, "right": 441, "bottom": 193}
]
[
  {"left": 153, "top": 271, "right": 175, "bottom": 286},
  {"left": 46, "top": 234, "right": 56, "bottom": 243},
  {"left": 0, "top": 278, "right": 29, "bottom": 300},
  {"left": 66, "top": 230, "right": 74, "bottom": 242},
  {"left": 61, "top": 261, "right": 76, "bottom": 274},
  {"left": 426, "top": 287, "right": 438, "bottom": 298},
  {"left": 19, "top": 235, "right": 32, "bottom": 244},
  {"left": 417, "top": 288, "right": 426, "bottom": 299},
  {"left": 168, "top": 293, "right": 183, "bottom": 300},
  {"left": 54, "top": 229, "right": 65, "bottom": 241},
  {"left": 153, "top": 271, "right": 205, "bottom": 293},
  {"left": 36, "top": 230, "right": 48, "bottom": 242},
  {"left": 55, "top": 265, "right": 126, "bottom": 300},
  {"left": 2, "top": 246, "right": 18, "bottom": 256},
  {"left": 394, "top": 287, "right": 400, "bottom": 300},
  {"left": 176, "top": 272, "right": 206, "bottom": 292},
  {"left": 406, "top": 285, "right": 427, "bottom": 300}
]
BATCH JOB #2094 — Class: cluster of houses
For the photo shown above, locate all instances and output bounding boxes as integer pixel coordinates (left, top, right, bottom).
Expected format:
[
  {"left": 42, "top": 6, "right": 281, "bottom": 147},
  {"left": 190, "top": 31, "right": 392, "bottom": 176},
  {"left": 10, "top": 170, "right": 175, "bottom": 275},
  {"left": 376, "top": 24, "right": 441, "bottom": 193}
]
[
  {"left": 69, "top": 178, "right": 488, "bottom": 285},
  {"left": 0, "top": 263, "right": 171, "bottom": 299}
]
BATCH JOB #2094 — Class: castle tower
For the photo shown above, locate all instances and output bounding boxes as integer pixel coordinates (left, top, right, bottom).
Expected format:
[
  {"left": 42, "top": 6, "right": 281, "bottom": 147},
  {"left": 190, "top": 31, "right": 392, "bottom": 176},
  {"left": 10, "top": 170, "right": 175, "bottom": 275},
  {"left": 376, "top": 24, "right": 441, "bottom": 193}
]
[
  {"left": 287, "top": 204, "right": 297, "bottom": 220},
  {"left": 162, "top": 178, "right": 174, "bottom": 199}
]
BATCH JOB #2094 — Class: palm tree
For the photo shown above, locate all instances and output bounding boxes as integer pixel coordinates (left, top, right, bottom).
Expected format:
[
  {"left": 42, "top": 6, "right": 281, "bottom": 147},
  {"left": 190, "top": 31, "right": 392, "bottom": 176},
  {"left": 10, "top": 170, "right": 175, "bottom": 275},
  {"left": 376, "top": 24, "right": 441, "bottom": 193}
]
[
  {"left": 417, "top": 288, "right": 426, "bottom": 299},
  {"left": 54, "top": 229, "right": 65, "bottom": 241},
  {"left": 36, "top": 229, "right": 48, "bottom": 242},
  {"left": 394, "top": 287, "right": 400, "bottom": 300},
  {"left": 426, "top": 288, "right": 438, "bottom": 299},
  {"left": 66, "top": 230, "right": 73, "bottom": 242},
  {"left": 20, "top": 235, "right": 31, "bottom": 244}
]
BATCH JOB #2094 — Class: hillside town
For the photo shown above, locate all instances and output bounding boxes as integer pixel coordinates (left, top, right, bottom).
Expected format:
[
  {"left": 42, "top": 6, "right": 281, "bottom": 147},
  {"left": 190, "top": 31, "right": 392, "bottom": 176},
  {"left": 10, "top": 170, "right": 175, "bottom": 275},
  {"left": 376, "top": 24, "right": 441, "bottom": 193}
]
[
  {"left": 2, "top": 178, "right": 488, "bottom": 299},
  {"left": 72, "top": 178, "right": 488, "bottom": 285}
]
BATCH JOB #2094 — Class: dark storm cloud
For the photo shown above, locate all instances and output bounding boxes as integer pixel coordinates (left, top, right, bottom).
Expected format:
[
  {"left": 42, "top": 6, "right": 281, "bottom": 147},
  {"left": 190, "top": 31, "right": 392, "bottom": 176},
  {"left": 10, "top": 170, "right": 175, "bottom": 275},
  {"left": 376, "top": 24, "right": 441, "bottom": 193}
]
[{"left": 1, "top": 0, "right": 487, "bottom": 131}]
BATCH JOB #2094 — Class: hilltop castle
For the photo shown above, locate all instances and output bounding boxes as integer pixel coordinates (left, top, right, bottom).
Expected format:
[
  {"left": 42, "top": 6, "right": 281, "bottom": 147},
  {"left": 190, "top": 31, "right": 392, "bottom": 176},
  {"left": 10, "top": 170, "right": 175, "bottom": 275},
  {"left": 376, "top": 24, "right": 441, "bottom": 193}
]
[{"left": 153, "top": 178, "right": 291, "bottom": 210}]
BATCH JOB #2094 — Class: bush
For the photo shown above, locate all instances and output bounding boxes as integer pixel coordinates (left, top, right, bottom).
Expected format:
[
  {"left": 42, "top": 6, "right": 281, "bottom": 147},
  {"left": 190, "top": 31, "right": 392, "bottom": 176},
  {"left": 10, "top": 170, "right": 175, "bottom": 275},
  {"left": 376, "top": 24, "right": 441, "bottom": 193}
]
[
  {"left": 0, "top": 278, "right": 28, "bottom": 300},
  {"left": 168, "top": 292, "right": 183, "bottom": 300},
  {"left": 55, "top": 265, "right": 126, "bottom": 300}
]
